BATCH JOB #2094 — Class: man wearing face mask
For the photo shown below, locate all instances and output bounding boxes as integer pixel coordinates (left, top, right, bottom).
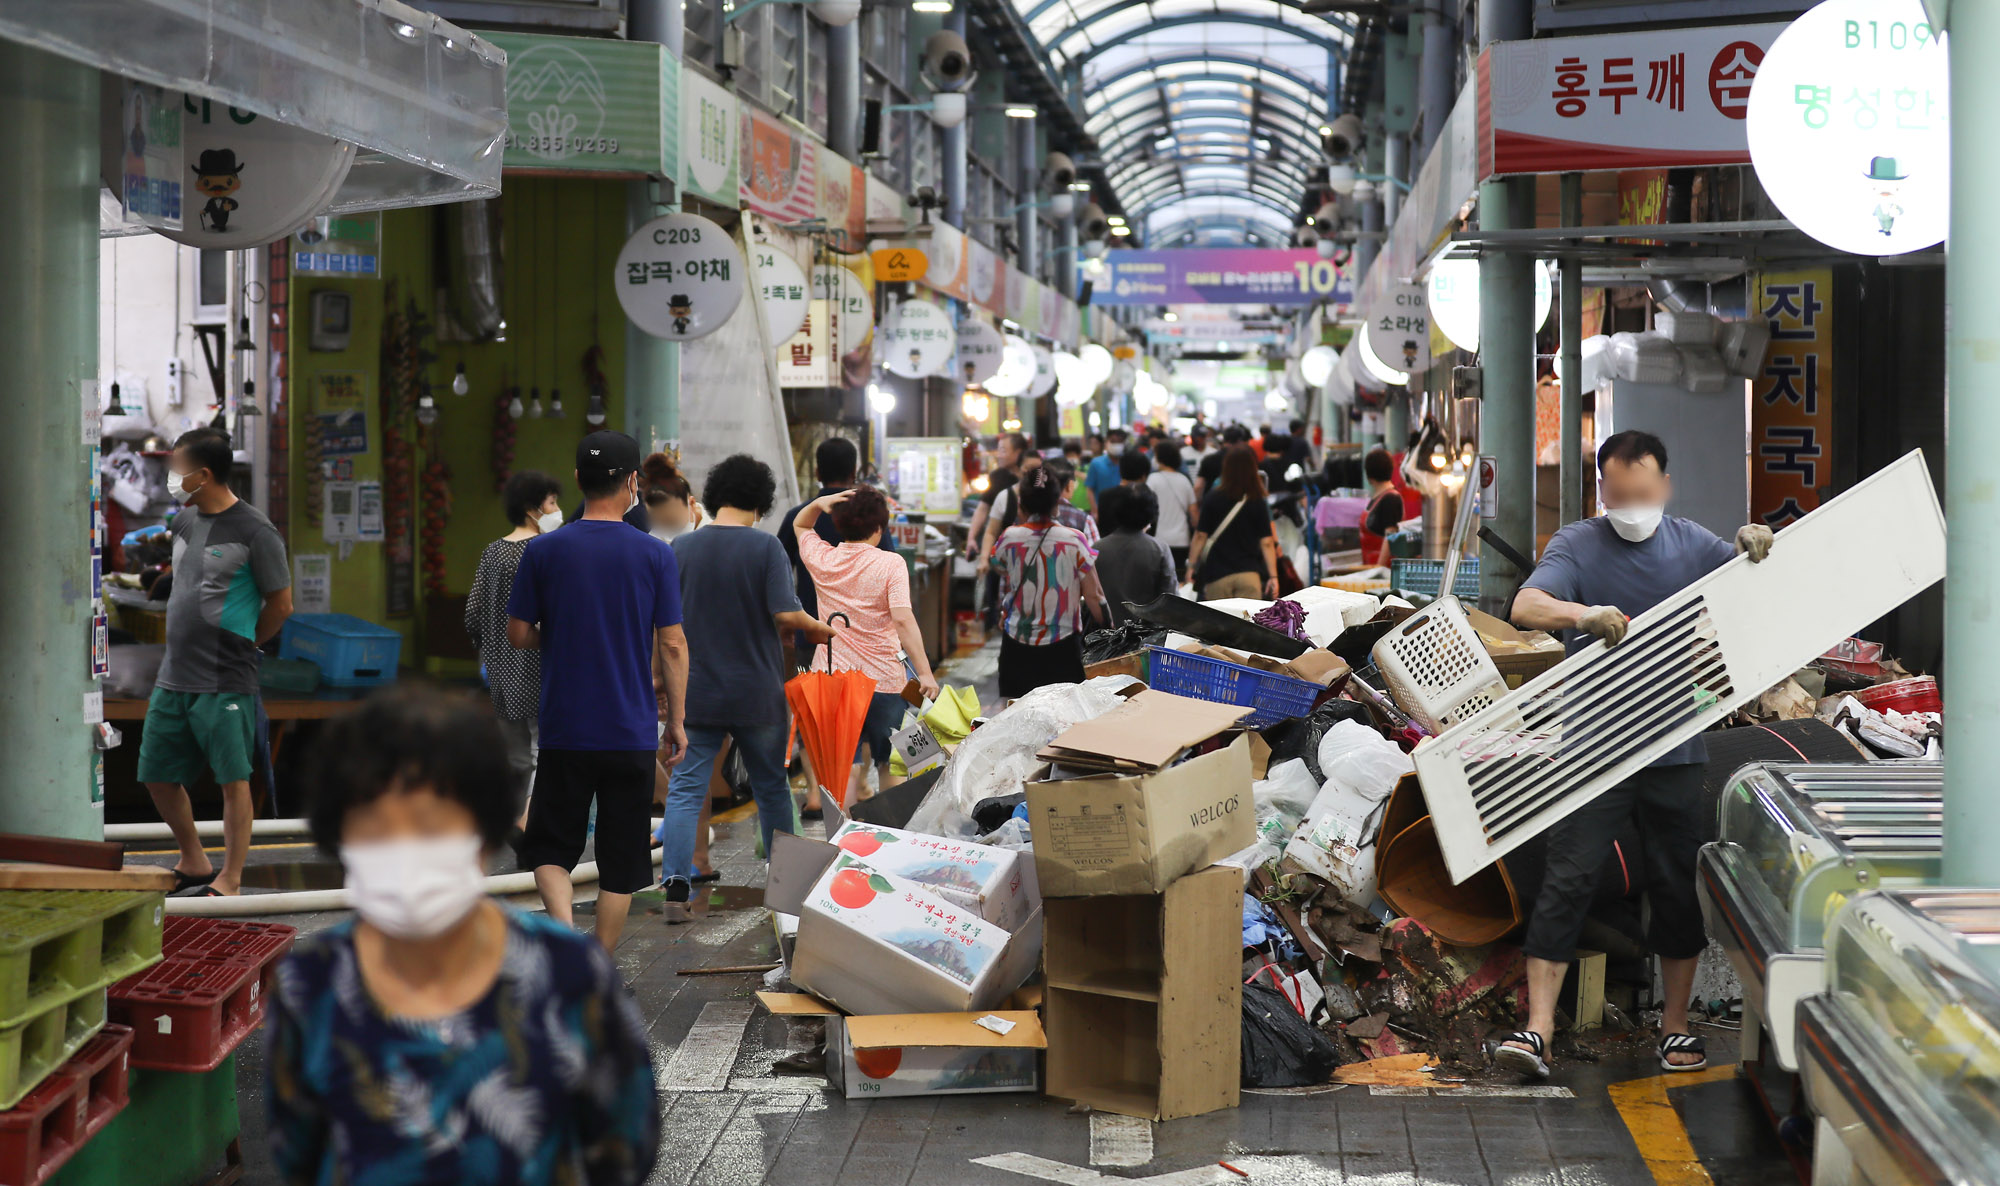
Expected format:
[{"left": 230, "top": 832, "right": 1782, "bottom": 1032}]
[
  {"left": 139, "top": 428, "right": 292, "bottom": 898},
  {"left": 1497, "top": 430, "right": 1774, "bottom": 1080}
]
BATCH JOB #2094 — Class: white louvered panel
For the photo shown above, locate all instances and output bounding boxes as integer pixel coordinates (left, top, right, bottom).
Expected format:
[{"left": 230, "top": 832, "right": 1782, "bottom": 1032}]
[{"left": 1415, "top": 450, "right": 1946, "bottom": 885}]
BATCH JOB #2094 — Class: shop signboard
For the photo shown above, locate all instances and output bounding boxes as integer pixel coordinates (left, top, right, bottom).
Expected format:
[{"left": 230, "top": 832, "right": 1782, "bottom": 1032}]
[
  {"left": 293, "top": 215, "right": 381, "bottom": 278},
  {"left": 741, "top": 105, "right": 816, "bottom": 222},
  {"left": 681, "top": 70, "right": 738, "bottom": 205},
  {"left": 614, "top": 212, "right": 745, "bottom": 341},
  {"left": 873, "top": 246, "right": 927, "bottom": 283},
  {"left": 1029, "top": 342, "right": 1057, "bottom": 398},
  {"left": 1745, "top": 0, "right": 1946, "bottom": 256},
  {"left": 881, "top": 299, "right": 956, "bottom": 379},
  {"left": 779, "top": 303, "right": 837, "bottom": 389},
  {"left": 1004, "top": 268, "right": 1028, "bottom": 326},
  {"left": 117, "top": 80, "right": 182, "bottom": 230},
  {"left": 486, "top": 32, "right": 677, "bottom": 178},
  {"left": 813, "top": 263, "right": 873, "bottom": 356},
  {"left": 966, "top": 239, "right": 1004, "bottom": 315},
  {"left": 1749, "top": 268, "right": 1834, "bottom": 529},
  {"left": 816, "top": 145, "right": 866, "bottom": 248},
  {"left": 753, "top": 240, "right": 811, "bottom": 343},
  {"left": 1092, "top": 248, "right": 1351, "bottom": 306},
  {"left": 162, "top": 93, "right": 355, "bottom": 249},
  {"left": 954, "top": 319, "right": 1006, "bottom": 387},
  {"left": 1478, "top": 23, "right": 1786, "bottom": 178},
  {"left": 887, "top": 437, "right": 966, "bottom": 519},
  {"left": 1365, "top": 281, "right": 1432, "bottom": 376},
  {"left": 923, "top": 223, "right": 968, "bottom": 300},
  {"left": 1141, "top": 316, "right": 1285, "bottom": 345}
]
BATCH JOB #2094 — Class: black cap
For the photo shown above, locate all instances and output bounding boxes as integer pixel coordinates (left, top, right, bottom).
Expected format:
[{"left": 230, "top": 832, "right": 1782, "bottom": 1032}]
[{"left": 576, "top": 430, "right": 641, "bottom": 477}]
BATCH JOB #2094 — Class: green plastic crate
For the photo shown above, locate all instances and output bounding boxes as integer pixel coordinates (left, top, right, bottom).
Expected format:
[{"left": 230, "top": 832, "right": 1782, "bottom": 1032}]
[
  {"left": 0, "top": 989, "right": 106, "bottom": 1111},
  {"left": 48, "top": 1054, "right": 241, "bottom": 1186},
  {"left": 0, "top": 893, "right": 163, "bottom": 1032}
]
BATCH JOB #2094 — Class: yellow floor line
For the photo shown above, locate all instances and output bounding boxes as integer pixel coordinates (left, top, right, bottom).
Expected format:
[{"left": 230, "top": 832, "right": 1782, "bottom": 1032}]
[
  {"left": 1608, "top": 1064, "right": 1740, "bottom": 1186},
  {"left": 711, "top": 801, "right": 760, "bottom": 825}
]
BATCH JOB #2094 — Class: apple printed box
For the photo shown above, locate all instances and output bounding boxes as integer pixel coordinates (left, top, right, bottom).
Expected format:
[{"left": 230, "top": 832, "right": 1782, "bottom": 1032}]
[
  {"left": 794, "top": 856, "right": 1044, "bottom": 1016},
  {"left": 827, "top": 821, "right": 1040, "bottom": 929}
]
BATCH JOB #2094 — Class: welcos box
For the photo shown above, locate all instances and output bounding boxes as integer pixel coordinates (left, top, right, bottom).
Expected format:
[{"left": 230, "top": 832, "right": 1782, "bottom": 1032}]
[{"left": 826, "top": 821, "right": 1039, "bottom": 929}]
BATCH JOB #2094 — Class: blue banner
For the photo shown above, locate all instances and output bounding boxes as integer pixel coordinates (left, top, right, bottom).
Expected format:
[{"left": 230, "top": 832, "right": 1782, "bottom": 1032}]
[{"left": 1092, "top": 248, "right": 1354, "bottom": 306}]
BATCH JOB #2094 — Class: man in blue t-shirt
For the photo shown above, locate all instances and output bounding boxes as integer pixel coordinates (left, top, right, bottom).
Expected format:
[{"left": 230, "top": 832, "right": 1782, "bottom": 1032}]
[
  {"left": 1082, "top": 427, "right": 1127, "bottom": 512},
  {"left": 508, "top": 430, "right": 686, "bottom": 953},
  {"left": 1494, "top": 430, "right": 1774, "bottom": 1080},
  {"left": 659, "top": 454, "right": 836, "bottom": 922}
]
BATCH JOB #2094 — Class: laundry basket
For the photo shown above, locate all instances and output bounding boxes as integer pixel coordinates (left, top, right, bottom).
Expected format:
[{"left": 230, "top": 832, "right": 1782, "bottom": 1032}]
[{"left": 1369, "top": 596, "right": 1509, "bottom": 733}]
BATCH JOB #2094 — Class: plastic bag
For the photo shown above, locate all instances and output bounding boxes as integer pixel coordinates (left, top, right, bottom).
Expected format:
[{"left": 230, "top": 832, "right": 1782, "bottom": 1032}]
[
  {"left": 1241, "top": 983, "right": 1339, "bottom": 1088},
  {"left": 1263, "top": 699, "right": 1377, "bottom": 782},
  {"left": 1253, "top": 758, "right": 1321, "bottom": 848},
  {"left": 1316, "top": 720, "right": 1414, "bottom": 799},
  {"left": 903, "top": 675, "right": 1140, "bottom": 839},
  {"left": 1242, "top": 897, "right": 1303, "bottom": 961},
  {"left": 1081, "top": 621, "right": 1165, "bottom": 665}
]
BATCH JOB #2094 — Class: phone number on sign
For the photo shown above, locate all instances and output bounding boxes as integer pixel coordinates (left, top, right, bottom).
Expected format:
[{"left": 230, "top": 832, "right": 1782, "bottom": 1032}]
[{"left": 507, "top": 134, "right": 622, "bottom": 155}]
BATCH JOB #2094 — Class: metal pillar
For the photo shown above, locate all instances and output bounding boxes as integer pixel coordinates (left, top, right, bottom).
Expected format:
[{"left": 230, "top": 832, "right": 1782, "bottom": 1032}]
[
  {"left": 627, "top": 0, "right": 681, "bottom": 451},
  {"left": 942, "top": 7, "right": 968, "bottom": 229},
  {"left": 827, "top": 20, "right": 861, "bottom": 161},
  {"left": 1558, "top": 172, "right": 1584, "bottom": 528},
  {"left": 1384, "top": 131, "right": 1407, "bottom": 229},
  {"left": 1016, "top": 119, "right": 1039, "bottom": 279},
  {"left": 1476, "top": 0, "right": 1533, "bottom": 608},
  {"left": 1385, "top": 388, "right": 1408, "bottom": 452},
  {"left": 1944, "top": 4, "right": 2000, "bottom": 886},
  {"left": 1059, "top": 211, "right": 1078, "bottom": 299},
  {"left": 629, "top": 0, "right": 683, "bottom": 59},
  {"left": 1355, "top": 192, "right": 1382, "bottom": 289},
  {"left": 0, "top": 41, "right": 98, "bottom": 840},
  {"left": 1418, "top": 0, "right": 1456, "bottom": 160}
]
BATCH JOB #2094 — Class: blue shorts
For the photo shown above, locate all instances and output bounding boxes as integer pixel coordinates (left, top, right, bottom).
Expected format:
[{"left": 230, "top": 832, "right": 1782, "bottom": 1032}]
[{"left": 856, "top": 692, "right": 910, "bottom": 763}]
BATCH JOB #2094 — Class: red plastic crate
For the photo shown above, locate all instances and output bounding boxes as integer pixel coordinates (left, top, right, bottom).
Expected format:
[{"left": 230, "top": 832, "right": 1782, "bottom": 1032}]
[
  {"left": 106, "top": 959, "right": 265, "bottom": 1073},
  {"left": 159, "top": 918, "right": 297, "bottom": 966},
  {"left": 0, "top": 1024, "right": 132, "bottom": 1186}
]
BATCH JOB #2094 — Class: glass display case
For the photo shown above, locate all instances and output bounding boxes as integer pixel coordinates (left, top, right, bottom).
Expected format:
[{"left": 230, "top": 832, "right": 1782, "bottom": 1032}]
[
  {"left": 1697, "top": 762, "right": 1941, "bottom": 1071},
  {"left": 1800, "top": 889, "right": 2000, "bottom": 1186}
]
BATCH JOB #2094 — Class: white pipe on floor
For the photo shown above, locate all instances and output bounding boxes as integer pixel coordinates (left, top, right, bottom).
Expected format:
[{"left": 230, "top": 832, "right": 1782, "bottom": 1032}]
[{"left": 106, "top": 819, "right": 310, "bottom": 841}]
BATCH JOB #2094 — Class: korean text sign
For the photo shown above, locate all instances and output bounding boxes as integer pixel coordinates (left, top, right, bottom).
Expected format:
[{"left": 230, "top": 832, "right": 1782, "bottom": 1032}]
[
  {"left": 1092, "top": 249, "right": 1352, "bottom": 306},
  {"left": 1750, "top": 269, "right": 1833, "bottom": 528}
]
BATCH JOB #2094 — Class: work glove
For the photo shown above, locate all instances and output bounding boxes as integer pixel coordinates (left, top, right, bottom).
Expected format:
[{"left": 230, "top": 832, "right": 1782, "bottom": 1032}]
[
  {"left": 1577, "top": 605, "right": 1630, "bottom": 647},
  {"left": 1736, "top": 524, "right": 1775, "bottom": 564}
]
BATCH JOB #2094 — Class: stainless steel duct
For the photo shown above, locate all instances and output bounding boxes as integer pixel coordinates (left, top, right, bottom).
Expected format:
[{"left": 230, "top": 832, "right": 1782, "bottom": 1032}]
[{"left": 446, "top": 197, "right": 504, "bottom": 341}]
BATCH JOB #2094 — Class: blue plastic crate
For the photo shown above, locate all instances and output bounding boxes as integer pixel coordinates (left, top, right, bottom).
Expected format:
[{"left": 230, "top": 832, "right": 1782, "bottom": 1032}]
[
  {"left": 1389, "top": 557, "right": 1481, "bottom": 600},
  {"left": 1145, "top": 646, "right": 1323, "bottom": 728},
  {"left": 278, "top": 614, "right": 401, "bottom": 687}
]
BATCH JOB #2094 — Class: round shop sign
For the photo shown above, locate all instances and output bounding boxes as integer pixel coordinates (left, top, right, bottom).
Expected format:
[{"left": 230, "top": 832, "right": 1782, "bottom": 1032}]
[
  {"left": 1425, "top": 257, "right": 1552, "bottom": 353},
  {"left": 752, "top": 243, "right": 810, "bottom": 343},
  {"left": 986, "top": 333, "right": 1039, "bottom": 398},
  {"left": 161, "top": 94, "right": 356, "bottom": 249},
  {"left": 1030, "top": 342, "right": 1058, "bottom": 398},
  {"left": 954, "top": 319, "right": 1006, "bottom": 386},
  {"left": 1746, "top": 0, "right": 1947, "bottom": 256},
  {"left": 881, "top": 299, "right": 956, "bottom": 379},
  {"left": 1109, "top": 359, "right": 1137, "bottom": 396},
  {"left": 812, "top": 264, "right": 873, "bottom": 355},
  {"left": 614, "top": 213, "right": 745, "bottom": 341},
  {"left": 1367, "top": 281, "right": 1432, "bottom": 376}
]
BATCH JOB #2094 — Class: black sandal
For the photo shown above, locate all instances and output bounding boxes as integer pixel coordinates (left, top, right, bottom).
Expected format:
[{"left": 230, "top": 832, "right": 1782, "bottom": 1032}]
[
  {"left": 170, "top": 868, "right": 218, "bottom": 895},
  {"left": 1659, "top": 1032, "right": 1708, "bottom": 1072},
  {"left": 1495, "top": 1030, "right": 1551, "bottom": 1079}
]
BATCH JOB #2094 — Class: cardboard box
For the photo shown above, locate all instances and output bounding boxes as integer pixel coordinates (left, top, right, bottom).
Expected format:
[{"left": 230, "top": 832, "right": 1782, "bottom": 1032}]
[
  {"left": 1043, "top": 865, "right": 1241, "bottom": 1121},
  {"left": 1027, "top": 692, "right": 1256, "bottom": 896},
  {"left": 1177, "top": 642, "right": 1350, "bottom": 687},
  {"left": 757, "top": 993, "right": 1046, "bottom": 1099},
  {"left": 825, "top": 820, "right": 1040, "bottom": 929},
  {"left": 1463, "top": 607, "right": 1565, "bottom": 689}
]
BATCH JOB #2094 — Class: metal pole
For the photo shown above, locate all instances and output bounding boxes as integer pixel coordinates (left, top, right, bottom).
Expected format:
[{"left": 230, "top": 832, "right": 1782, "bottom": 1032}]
[
  {"left": 1016, "top": 119, "right": 1039, "bottom": 279},
  {"left": 1476, "top": 0, "right": 1533, "bottom": 610},
  {"left": 1558, "top": 172, "right": 1584, "bottom": 529},
  {"left": 827, "top": 20, "right": 861, "bottom": 161},
  {"left": 0, "top": 42, "right": 98, "bottom": 840},
  {"left": 629, "top": 0, "right": 683, "bottom": 58},
  {"left": 942, "top": 7, "right": 968, "bottom": 229},
  {"left": 627, "top": 0, "right": 681, "bottom": 451},
  {"left": 1944, "top": 3, "right": 2000, "bottom": 886},
  {"left": 1385, "top": 388, "right": 1408, "bottom": 452},
  {"left": 1384, "top": 132, "right": 1407, "bottom": 230},
  {"left": 1059, "top": 209, "right": 1078, "bottom": 299},
  {"left": 1418, "top": 0, "right": 1456, "bottom": 160}
]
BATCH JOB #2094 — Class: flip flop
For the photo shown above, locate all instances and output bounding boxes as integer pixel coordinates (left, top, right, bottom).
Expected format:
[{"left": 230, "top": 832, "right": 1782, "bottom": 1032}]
[
  {"left": 1494, "top": 1031, "right": 1551, "bottom": 1079},
  {"left": 169, "top": 883, "right": 225, "bottom": 899},
  {"left": 1659, "top": 1033, "right": 1708, "bottom": 1072},
  {"left": 170, "top": 868, "right": 218, "bottom": 894},
  {"left": 692, "top": 870, "right": 722, "bottom": 884}
]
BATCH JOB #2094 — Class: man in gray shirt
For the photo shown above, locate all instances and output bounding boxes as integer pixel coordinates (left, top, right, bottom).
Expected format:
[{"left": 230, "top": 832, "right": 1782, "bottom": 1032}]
[
  {"left": 1495, "top": 430, "right": 1773, "bottom": 1079},
  {"left": 138, "top": 429, "right": 291, "bottom": 897}
]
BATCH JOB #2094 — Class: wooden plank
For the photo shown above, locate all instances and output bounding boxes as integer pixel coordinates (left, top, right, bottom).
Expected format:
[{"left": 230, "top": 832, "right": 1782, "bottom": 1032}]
[
  {"left": 0, "top": 832, "right": 124, "bottom": 871},
  {"left": 1572, "top": 950, "right": 1606, "bottom": 1032},
  {"left": 0, "top": 863, "right": 177, "bottom": 891}
]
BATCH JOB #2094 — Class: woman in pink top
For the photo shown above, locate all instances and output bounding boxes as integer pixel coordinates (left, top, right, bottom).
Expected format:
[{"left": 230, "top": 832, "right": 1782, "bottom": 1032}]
[{"left": 793, "top": 487, "right": 941, "bottom": 803}]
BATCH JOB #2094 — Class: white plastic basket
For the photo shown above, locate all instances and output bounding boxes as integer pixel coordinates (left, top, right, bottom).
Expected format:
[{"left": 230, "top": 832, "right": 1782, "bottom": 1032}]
[{"left": 1370, "top": 595, "right": 1509, "bottom": 733}]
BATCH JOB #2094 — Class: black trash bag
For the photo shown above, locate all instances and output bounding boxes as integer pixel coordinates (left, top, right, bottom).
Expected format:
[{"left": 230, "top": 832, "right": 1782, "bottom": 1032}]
[
  {"left": 970, "top": 792, "right": 1027, "bottom": 835},
  {"left": 1241, "top": 983, "right": 1339, "bottom": 1088},
  {"left": 1262, "top": 698, "right": 1378, "bottom": 782},
  {"left": 1081, "top": 621, "right": 1165, "bottom": 665}
]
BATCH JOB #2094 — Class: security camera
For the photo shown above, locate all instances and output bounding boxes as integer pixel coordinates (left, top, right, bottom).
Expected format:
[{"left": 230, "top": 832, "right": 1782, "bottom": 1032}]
[
  {"left": 1079, "top": 202, "right": 1110, "bottom": 242},
  {"left": 1320, "top": 112, "right": 1364, "bottom": 161},
  {"left": 923, "top": 31, "right": 976, "bottom": 92},
  {"left": 1315, "top": 200, "right": 1339, "bottom": 226},
  {"left": 1081, "top": 238, "right": 1108, "bottom": 260},
  {"left": 1295, "top": 223, "right": 1319, "bottom": 248},
  {"left": 1044, "top": 152, "right": 1077, "bottom": 192},
  {"left": 809, "top": 0, "right": 861, "bottom": 24}
]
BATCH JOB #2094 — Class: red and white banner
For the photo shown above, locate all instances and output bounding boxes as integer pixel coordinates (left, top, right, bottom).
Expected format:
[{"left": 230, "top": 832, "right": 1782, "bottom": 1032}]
[{"left": 1477, "top": 23, "right": 1787, "bottom": 179}]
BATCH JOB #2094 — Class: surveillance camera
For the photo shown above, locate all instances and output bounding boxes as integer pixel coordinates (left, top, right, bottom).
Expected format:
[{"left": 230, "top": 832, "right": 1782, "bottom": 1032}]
[
  {"left": 909, "top": 186, "right": 939, "bottom": 209},
  {"left": 1315, "top": 200, "right": 1339, "bottom": 225},
  {"left": 1079, "top": 202, "right": 1110, "bottom": 242},
  {"left": 809, "top": 0, "right": 861, "bottom": 24},
  {"left": 1044, "top": 152, "right": 1077, "bottom": 192},
  {"left": 1295, "top": 224, "right": 1319, "bottom": 248},
  {"left": 923, "top": 30, "right": 975, "bottom": 92},
  {"left": 1321, "top": 112, "right": 1364, "bottom": 161},
  {"left": 1081, "top": 238, "right": 1108, "bottom": 260}
]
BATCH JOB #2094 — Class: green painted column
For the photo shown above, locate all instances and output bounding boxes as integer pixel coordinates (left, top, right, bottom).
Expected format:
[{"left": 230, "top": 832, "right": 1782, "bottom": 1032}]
[
  {"left": 1558, "top": 173, "right": 1584, "bottom": 528},
  {"left": 1385, "top": 388, "right": 1408, "bottom": 453},
  {"left": 1943, "top": 2, "right": 2000, "bottom": 886},
  {"left": 1477, "top": 178, "right": 1537, "bottom": 607},
  {"left": 625, "top": 181, "right": 680, "bottom": 452},
  {"left": 0, "top": 41, "right": 99, "bottom": 840}
]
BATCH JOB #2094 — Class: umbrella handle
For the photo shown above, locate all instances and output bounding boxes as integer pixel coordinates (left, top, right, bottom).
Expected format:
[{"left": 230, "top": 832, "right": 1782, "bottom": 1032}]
[{"left": 821, "top": 612, "right": 851, "bottom": 673}]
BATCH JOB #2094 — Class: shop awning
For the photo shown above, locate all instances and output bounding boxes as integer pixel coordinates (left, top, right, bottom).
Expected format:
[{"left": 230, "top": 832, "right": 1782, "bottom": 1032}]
[{"left": 0, "top": 0, "right": 507, "bottom": 232}]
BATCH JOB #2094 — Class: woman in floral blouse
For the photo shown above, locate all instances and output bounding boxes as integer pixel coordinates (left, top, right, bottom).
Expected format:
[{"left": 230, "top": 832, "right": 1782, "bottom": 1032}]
[
  {"left": 267, "top": 688, "right": 658, "bottom": 1185},
  {"left": 992, "top": 465, "right": 1109, "bottom": 698}
]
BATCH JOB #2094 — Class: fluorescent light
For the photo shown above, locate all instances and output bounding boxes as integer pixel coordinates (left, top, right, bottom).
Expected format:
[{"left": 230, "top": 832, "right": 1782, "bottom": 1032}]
[
  {"left": 912, "top": 0, "right": 952, "bottom": 10},
  {"left": 1069, "top": 181, "right": 1093, "bottom": 192},
  {"left": 1106, "top": 215, "right": 1125, "bottom": 226},
  {"left": 1004, "top": 105, "right": 1037, "bottom": 118},
  {"left": 1162, "top": 311, "right": 1178, "bottom": 322},
  {"left": 1111, "top": 225, "right": 1132, "bottom": 236},
  {"left": 1318, "top": 124, "right": 1334, "bottom": 136}
]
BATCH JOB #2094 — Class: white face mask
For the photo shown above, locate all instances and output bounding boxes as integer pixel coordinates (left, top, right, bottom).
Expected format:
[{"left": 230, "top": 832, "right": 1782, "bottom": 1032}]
[
  {"left": 341, "top": 835, "right": 487, "bottom": 940},
  {"left": 536, "top": 508, "right": 563, "bottom": 534},
  {"left": 165, "top": 470, "right": 204, "bottom": 504},
  {"left": 1606, "top": 505, "right": 1665, "bottom": 543},
  {"left": 651, "top": 525, "right": 682, "bottom": 543}
]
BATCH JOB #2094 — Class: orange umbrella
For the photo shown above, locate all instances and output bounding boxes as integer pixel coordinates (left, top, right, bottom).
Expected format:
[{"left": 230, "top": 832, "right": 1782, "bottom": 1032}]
[{"left": 785, "top": 613, "right": 875, "bottom": 810}]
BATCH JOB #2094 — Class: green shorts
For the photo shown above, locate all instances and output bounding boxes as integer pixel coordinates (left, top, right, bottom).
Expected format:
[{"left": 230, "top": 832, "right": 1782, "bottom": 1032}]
[{"left": 135, "top": 689, "right": 257, "bottom": 786}]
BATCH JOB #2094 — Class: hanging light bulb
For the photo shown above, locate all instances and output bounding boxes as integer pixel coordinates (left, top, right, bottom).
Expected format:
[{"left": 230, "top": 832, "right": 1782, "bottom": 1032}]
[
  {"left": 103, "top": 382, "right": 126, "bottom": 416},
  {"left": 415, "top": 392, "right": 437, "bottom": 426},
  {"left": 548, "top": 389, "right": 566, "bottom": 419},
  {"left": 452, "top": 363, "right": 470, "bottom": 397},
  {"left": 238, "top": 380, "right": 260, "bottom": 416},
  {"left": 507, "top": 390, "right": 525, "bottom": 418},
  {"left": 231, "top": 316, "right": 256, "bottom": 354},
  {"left": 527, "top": 387, "right": 544, "bottom": 419},
  {"left": 585, "top": 391, "right": 607, "bottom": 427}
]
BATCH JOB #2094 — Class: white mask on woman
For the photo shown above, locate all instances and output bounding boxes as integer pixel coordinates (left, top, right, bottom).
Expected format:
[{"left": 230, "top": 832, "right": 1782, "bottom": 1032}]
[
  {"left": 341, "top": 835, "right": 487, "bottom": 940},
  {"left": 1606, "top": 505, "right": 1665, "bottom": 543},
  {"left": 536, "top": 508, "right": 564, "bottom": 534}
]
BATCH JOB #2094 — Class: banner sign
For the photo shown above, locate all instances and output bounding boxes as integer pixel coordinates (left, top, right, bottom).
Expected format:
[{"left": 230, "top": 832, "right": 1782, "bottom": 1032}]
[
  {"left": 680, "top": 71, "right": 737, "bottom": 205},
  {"left": 118, "top": 80, "right": 182, "bottom": 230},
  {"left": 488, "top": 32, "right": 677, "bottom": 178},
  {"left": 1749, "top": 268, "right": 1833, "bottom": 528},
  {"left": 1478, "top": 23, "right": 1785, "bottom": 178},
  {"left": 741, "top": 105, "right": 815, "bottom": 221},
  {"left": 1091, "top": 249, "right": 1353, "bottom": 306}
]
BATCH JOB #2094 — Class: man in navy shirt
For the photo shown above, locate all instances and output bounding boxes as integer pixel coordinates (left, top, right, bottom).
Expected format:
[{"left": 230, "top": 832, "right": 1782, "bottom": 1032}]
[
  {"left": 1495, "top": 430, "right": 1774, "bottom": 1079},
  {"left": 509, "top": 430, "right": 687, "bottom": 953}
]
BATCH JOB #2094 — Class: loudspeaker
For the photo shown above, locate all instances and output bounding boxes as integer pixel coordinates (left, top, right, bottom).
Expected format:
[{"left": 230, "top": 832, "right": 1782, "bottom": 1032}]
[{"left": 861, "top": 99, "right": 883, "bottom": 157}]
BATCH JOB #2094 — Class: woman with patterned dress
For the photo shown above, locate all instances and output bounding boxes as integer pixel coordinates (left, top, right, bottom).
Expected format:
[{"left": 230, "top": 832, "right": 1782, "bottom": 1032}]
[
  {"left": 266, "top": 688, "right": 659, "bottom": 1186},
  {"left": 464, "top": 471, "right": 563, "bottom": 829},
  {"left": 992, "top": 465, "right": 1110, "bottom": 698}
]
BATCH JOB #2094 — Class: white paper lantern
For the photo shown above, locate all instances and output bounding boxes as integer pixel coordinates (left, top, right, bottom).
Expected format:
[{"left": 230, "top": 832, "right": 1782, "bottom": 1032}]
[
  {"left": 1079, "top": 342, "right": 1115, "bottom": 385},
  {"left": 1300, "top": 344, "right": 1339, "bottom": 388},
  {"left": 987, "top": 333, "right": 1039, "bottom": 397}
]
